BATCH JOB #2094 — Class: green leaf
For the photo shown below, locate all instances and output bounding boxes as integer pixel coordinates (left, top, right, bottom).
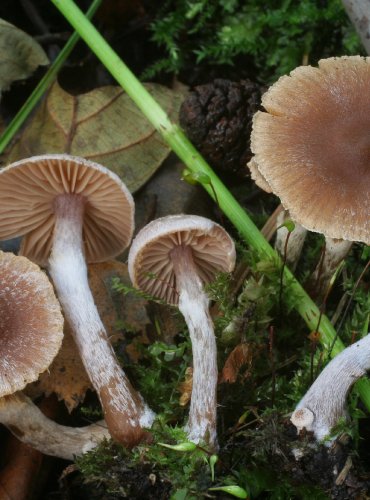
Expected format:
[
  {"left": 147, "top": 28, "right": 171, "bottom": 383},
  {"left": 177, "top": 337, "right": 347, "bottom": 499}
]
[
  {"left": 209, "top": 454, "right": 218, "bottom": 481},
  {"left": 277, "top": 220, "right": 295, "bottom": 233},
  {"left": 209, "top": 485, "right": 248, "bottom": 498},
  {"left": 170, "top": 489, "right": 189, "bottom": 500},
  {"left": 182, "top": 168, "right": 211, "bottom": 186},
  {"left": 158, "top": 441, "right": 197, "bottom": 452}
]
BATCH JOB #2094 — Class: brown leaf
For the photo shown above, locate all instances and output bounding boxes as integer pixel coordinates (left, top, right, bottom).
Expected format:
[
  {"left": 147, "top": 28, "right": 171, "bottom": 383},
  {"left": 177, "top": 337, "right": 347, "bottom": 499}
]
[
  {"left": 7, "top": 81, "right": 187, "bottom": 192},
  {"left": 27, "top": 260, "right": 150, "bottom": 411},
  {"left": 219, "top": 344, "right": 253, "bottom": 384},
  {"left": 178, "top": 367, "right": 193, "bottom": 407}
]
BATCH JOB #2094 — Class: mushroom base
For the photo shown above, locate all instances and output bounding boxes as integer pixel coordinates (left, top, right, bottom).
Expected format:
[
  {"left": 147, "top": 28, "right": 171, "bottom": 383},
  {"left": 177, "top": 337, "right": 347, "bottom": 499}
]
[{"left": 291, "top": 333, "right": 370, "bottom": 441}]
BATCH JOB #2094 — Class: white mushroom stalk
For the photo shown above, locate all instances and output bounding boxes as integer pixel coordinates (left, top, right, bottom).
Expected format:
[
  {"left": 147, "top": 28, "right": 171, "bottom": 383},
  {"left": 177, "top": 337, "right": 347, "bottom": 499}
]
[
  {"left": 1, "top": 392, "right": 110, "bottom": 460},
  {"left": 128, "top": 215, "right": 236, "bottom": 450},
  {"left": 308, "top": 238, "right": 353, "bottom": 301},
  {"left": 49, "top": 194, "right": 155, "bottom": 446},
  {"left": 291, "top": 334, "right": 370, "bottom": 441},
  {"left": 0, "top": 155, "right": 156, "bottom": 447},
  {"left": 170, "top": 245, "right": 218, "bottom": 447}
]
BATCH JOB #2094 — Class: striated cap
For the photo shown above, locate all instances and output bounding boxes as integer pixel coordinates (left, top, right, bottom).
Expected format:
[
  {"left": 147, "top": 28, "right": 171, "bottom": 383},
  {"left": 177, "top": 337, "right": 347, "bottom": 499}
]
[
  {"left": 250, "top": 56, "right": 370, "bottom": 244},
  {"left": 0, "top": 251, "right": 63, "bottom": 397},
  {"left": 128, "top": 214, "right": 236, "bottom": 305},
  {"left": 0, "top": 154, "right": 134, "bottom": 265}
]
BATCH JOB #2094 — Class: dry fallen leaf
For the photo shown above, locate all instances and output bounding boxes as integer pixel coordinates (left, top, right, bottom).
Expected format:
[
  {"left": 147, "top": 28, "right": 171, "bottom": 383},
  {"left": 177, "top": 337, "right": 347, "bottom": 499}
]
[
  {"left": 0, "top": 19, "right": 48, "bottom": 97},
  {"left": 28, "top": 260, "right": 150, "bottom": 412},
  {"left": 219, "top": 343, "right": 253, "bottom": 384},
  {"left": 178, "top": 367, "right": 193, "bottom": 407},
  {"left": 7, "top": 81, "right": 187, "bottom": 192}
]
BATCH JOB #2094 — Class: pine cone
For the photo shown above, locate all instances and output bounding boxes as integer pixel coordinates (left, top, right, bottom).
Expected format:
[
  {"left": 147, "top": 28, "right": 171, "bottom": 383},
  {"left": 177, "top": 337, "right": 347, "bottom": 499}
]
[{"left": 179, "top": 79, "right": 264, "bottom": 177}]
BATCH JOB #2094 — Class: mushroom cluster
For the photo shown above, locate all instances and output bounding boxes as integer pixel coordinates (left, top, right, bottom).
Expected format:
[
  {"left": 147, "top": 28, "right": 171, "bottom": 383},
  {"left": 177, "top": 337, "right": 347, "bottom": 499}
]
[
  {"left": 248, "top": 56, "right": 370, "bottom": 440},
  {"left": 0, "top": 154, "right": 155, "bottom": 449}
]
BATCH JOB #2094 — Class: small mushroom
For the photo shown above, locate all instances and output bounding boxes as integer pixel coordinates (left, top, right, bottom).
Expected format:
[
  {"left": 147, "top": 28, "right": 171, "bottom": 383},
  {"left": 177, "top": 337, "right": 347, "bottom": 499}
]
[
  {"left": 0, "top": 155, "right": 155, "bottom": 446},
  {"left": 0, "top": 250, "right": 109, "bottom": 459},
  {"left": 291, "top": 334, "right": 370, "bottom": 441},
  {"left": 128, "top": 215, "right": 236, "bottom": 449}
]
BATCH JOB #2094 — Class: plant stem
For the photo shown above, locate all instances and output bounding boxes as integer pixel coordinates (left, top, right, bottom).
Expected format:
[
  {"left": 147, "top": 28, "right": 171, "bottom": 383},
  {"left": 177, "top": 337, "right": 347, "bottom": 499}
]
[
  {"left": 0, "top": 0, "right": 102, "bottom": 155},
  {"left": 50, "top": 0, "right": 370, "bottom": 408}
]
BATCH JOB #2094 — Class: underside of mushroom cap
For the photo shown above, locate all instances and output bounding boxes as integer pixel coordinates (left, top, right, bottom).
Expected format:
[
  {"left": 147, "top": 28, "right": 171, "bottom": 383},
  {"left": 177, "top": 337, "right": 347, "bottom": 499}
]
[
  {"left": 0, "top": 251, "right": 63, "bottom": 397},
  {"left": 0, "top": 155, "right": 134, "bottom": 265},
  {"left": 128, "top": 214, "right": 236, "bottom": 305},
  {"left": 250, "top": 56, "right": 370, "bottom": 244}
]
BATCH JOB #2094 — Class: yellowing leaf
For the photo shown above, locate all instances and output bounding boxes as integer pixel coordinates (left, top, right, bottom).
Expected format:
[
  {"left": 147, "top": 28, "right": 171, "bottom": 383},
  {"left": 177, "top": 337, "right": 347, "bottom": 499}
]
[{"left": 7, "top": 81, "right": 187, "bottom": 192}]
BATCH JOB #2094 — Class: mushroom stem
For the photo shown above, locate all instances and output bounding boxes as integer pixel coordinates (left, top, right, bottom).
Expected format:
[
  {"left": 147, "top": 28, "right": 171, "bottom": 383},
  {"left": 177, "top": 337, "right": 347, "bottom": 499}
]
[
  {"left": 308, "top": 237, "right": 353, "bottom": 302},
  {"left": 48, "top": 194, "right": 155, "bottom": 446},
  {"left": 291, "top": 334, "right": 370, "bottom": 441},
  {"left": 170, "top": 245, "right": 218, "bottom": 449},
  {"left": 275, "top": 210, "right": 307, "bottom": 271},
  {"left": 0, "top": 392, "right": 110, "bottom": 460}
]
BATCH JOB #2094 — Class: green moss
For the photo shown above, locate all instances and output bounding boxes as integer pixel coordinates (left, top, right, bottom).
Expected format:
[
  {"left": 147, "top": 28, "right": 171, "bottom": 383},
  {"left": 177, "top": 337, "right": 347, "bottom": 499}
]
[{"left": 145, "top": 0, "right": 363, "bottom": 82}]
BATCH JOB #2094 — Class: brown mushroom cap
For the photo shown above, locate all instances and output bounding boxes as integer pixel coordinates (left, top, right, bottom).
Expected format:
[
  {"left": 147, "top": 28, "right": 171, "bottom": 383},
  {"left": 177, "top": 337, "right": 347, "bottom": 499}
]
[
  {"left": 0, "top": 251, "right": 63, "bottom": 397},
  {"left": 247, "top": 157, "right": 272, "bottom": 193},
  {"left": 250, "top": 56, "right": 370, "bottom": 244},
  {"left": 0, "top": 155, "right": 134, "bottom": 265},
  {"left": 128, "top": 214, "right": 236, "bottom": 305}
]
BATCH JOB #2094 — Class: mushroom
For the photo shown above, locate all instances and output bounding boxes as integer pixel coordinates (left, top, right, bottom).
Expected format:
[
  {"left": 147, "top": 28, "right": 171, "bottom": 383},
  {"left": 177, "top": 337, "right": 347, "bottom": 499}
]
[
  {"left": 249, "top": 56, "right": 370, "bottom": 289},
  {"left": 291, "top": 333, "right": 370, "bottom": 441},
  {"left": 0, "top": 251, "right": 63, "bottom": 397},
  {"left": 128, "top": 214, "right": 236, "bottom": 449},
  {"left": 0, "top": 250, "right": 110, "bottom": 459},
  {"left": 248, "top": 56, "right": 370, "bottom": 440},
  {"left": 250, "top": 55, "right": 369, "bottom": 244},
  {"left": 0, "top": 154, "right": 155, "bottom": 446}
]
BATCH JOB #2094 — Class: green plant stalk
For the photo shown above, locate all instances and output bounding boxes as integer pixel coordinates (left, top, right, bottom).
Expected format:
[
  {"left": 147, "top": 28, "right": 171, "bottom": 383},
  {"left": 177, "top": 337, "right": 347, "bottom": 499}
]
[
  {"left": 0, "top": 0, "right": 102, "bottom": 155},
  {"left": 50, "top": 0, "right": 370, "bottom": 408}
]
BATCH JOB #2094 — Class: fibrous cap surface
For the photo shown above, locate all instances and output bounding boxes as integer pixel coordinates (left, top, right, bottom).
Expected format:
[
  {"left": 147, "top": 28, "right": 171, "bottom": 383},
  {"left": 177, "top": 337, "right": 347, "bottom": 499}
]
[
  {"left": 250, "top": 56, "right": 370, "bottom": 244},
  {"left": 0, "top": 251, "right": 63, "bottom": 397}
]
